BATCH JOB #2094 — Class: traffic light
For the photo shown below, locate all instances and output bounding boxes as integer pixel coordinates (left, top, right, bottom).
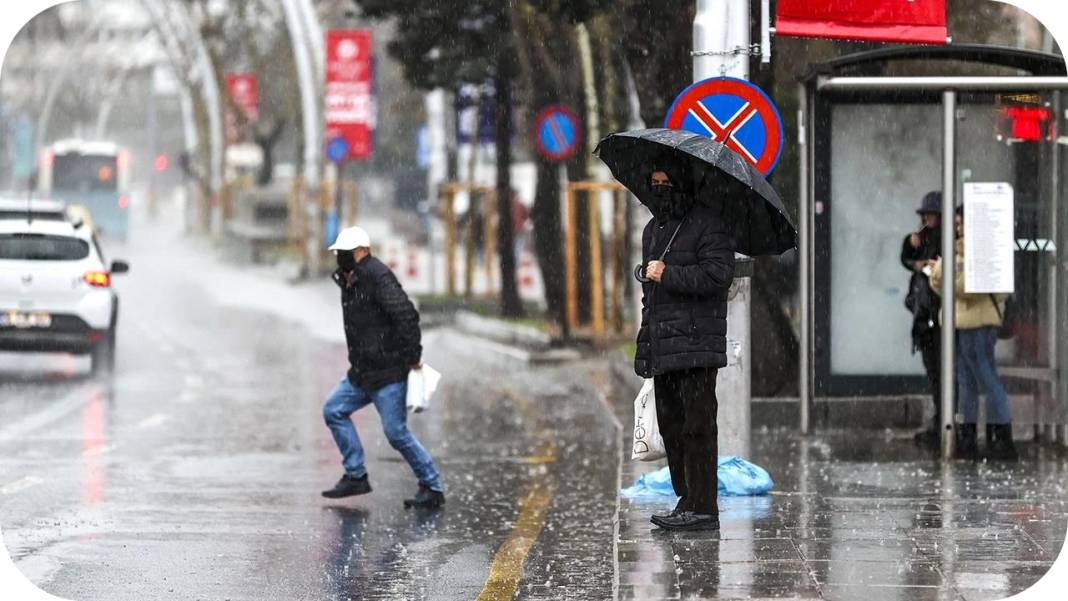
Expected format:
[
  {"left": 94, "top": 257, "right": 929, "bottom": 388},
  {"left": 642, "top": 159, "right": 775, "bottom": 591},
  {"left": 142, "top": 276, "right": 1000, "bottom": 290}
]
[{"left": 154, "top": 154, "right": 169, "bottom": 172}]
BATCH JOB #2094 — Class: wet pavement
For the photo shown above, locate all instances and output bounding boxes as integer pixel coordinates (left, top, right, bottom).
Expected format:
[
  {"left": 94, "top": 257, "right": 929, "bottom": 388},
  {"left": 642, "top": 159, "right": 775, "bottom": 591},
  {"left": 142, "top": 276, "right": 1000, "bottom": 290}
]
[
  {"left": 2, "top": 207, "right": 1067, "bottom": 600},
  {"left": 0, "top": 209, "right": 620, "bottom": 600},
  {"left": 614, "top": 407, "right": 1068, "bottom": 600}
]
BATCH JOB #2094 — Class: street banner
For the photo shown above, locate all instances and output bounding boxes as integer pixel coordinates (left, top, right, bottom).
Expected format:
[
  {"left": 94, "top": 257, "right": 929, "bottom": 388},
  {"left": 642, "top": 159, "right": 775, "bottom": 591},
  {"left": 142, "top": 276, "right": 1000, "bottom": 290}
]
[
  {"left": 325, "top": 29, "right": 374, "bottom": 161},
  {"left": 224, "top": 73, "right": 259, "bottom": 144},
  {"left": 963, "top": 182, "right": 1015, "bottom": 294},
  {"left": 226, "top": 73, "right": 259, "bottom": 122},
  {"left": 775, "top": 0, "right": 947, "bottom": 45}
]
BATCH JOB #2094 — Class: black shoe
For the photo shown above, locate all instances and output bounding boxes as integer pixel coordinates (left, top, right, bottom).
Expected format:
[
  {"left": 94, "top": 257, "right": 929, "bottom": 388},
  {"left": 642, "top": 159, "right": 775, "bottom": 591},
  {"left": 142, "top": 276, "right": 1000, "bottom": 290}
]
[
  {"left": 652, "top": 511, "right": 720, "bottom": 531},
  {"left": 651, "top": 499, "right": 687, "bottom": 522},
  {"left": 986, "top": 424, "right": 1019, "bottom": 462},
  {"left": 954, "top": 424, "right": 979, "bottom": 461},
  {"left": 404, "top": 484, "right": 445, "bottom": 509},
  {"left": 321, "top": 474, "right": 372, "bottom": 499}
]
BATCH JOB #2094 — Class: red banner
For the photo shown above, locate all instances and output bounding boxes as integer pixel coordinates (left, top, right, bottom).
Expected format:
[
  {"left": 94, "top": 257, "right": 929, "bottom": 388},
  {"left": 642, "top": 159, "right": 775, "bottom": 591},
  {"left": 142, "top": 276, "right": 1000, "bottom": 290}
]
[
  {"left": 775, "top": 0, "right": 947, "bottom": 45},
  {"left": 225, "top": 73, "right": 259, "bottom": 145},
  {"left": 226, "top": 73, "right": 260, "bottom": 122},
  {"left": 325, "top": 30, "right": 374, "bottom": 161}
]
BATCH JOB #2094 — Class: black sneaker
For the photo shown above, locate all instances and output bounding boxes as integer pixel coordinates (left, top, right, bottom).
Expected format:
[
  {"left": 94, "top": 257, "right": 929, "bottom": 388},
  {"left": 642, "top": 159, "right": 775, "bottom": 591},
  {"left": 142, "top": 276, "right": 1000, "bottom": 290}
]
[
  {"left": 321, "top": 474, "right": 372, "bottom": 499},
  {"left": 403, "top": 484, "right": 445, "bottom": 509},
  {"left": 652, "top": 511, "right": 720, "bottom": 531}
]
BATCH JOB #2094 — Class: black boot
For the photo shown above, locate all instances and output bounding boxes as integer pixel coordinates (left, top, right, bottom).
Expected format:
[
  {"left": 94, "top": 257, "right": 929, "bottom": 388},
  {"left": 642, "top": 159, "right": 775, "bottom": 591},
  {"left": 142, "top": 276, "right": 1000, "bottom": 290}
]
[
  {"left": 321, "top": 474, "right": 372, "bottom": 499},
  {"left": 986, "top": 424, "right": 1019, "bottom": 462},
  {"left": 404, "top": 484, "right": 445, "bottom": 509},
  {"left": 954, "top": 424, "right": 978, "bottom": 461}
]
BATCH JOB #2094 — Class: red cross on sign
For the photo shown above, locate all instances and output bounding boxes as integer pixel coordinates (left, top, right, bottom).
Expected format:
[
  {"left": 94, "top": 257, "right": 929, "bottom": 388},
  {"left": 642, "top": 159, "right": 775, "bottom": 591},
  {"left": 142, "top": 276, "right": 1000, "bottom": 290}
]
[{"left": 664, "top": 77, "right": 784, "bottom": 175}]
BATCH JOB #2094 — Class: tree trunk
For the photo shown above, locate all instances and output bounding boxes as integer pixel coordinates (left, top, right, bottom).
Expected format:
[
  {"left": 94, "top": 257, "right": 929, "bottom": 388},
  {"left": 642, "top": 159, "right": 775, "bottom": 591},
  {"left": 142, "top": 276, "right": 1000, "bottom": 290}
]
[
  {"left": 495, "top": 25, "right": 523, "bottom": 318},
  {"left": 531, "top": 157, "right": 565, "bottom": 324}
]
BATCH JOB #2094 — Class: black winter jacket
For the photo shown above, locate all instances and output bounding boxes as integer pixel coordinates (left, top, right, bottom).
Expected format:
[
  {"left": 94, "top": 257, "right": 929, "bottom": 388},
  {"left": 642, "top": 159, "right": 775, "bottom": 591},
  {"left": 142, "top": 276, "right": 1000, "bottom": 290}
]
[
  {"left": 900, "top": 227, "right": 942, "bottom": 346},
  {"left": 634, "top": 205, "right": 736, "bottom": 378},
  {"left": 334, "top": 256, "right": 422, "bottom": 390}
]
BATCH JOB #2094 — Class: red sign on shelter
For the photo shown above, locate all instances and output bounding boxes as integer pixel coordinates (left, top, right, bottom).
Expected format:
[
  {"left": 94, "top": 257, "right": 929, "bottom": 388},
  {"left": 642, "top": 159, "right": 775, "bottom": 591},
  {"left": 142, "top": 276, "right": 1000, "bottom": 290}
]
[
  {"left": 775, "top": 0, "right": 947, "bottom": 45},
  {"left": 325, "top": 29, "right": 374, "bottom": 161}
]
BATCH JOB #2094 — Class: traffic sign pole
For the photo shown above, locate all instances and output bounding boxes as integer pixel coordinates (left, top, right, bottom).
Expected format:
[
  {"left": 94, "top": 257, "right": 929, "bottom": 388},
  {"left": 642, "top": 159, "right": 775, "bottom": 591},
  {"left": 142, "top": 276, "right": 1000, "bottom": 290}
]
[{"left": 694, "top": 0, "right": 752, "bottom": 460}]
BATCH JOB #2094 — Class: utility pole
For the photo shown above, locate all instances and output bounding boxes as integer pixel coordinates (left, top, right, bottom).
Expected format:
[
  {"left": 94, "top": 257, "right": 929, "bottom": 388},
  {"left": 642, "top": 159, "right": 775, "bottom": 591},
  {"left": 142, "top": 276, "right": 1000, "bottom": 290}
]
[{"left": 694, "top": 0, "right": 752, "bottom": 459}]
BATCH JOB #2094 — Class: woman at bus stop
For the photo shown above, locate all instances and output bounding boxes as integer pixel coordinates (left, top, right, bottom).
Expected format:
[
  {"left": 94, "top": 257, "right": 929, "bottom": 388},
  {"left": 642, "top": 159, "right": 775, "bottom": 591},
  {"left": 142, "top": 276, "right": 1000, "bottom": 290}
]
[{"left": 929, "top": 206, "right": 1018, "bottom": 461}]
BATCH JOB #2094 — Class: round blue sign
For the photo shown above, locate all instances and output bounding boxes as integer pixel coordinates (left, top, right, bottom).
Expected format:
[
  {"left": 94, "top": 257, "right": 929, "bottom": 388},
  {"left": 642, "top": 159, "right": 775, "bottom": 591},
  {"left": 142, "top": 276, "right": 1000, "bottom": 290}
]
[
  {"left": 326, "top": 137, "right": 350, "bottom": 164},
  {"left": 664, "top": 77, "right": 784, "bottom": 176},
  {"left": 534, "top": 105, "right": 581, "bottom": 163}
]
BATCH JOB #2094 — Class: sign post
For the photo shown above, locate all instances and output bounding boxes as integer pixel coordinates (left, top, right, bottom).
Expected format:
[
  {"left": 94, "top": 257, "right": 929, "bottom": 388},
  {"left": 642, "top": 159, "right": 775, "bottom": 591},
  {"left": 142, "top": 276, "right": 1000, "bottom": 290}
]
[{"left": 692, "top": 0, "right": 754, "bottom": 460}]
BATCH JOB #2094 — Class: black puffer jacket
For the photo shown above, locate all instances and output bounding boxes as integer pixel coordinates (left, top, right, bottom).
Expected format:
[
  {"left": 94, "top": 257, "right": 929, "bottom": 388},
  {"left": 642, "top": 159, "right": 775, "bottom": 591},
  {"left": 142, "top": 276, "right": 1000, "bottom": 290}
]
[
  {"left": 334, "top": 256, "right": 422, "bottom": 390},
  {"left": 634, "top": 205, "right": 736, "bottom": 378}
]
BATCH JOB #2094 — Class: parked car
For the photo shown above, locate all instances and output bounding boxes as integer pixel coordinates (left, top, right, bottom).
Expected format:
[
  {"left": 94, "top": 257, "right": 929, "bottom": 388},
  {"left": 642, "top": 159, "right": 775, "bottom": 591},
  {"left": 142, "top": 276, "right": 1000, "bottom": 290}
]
[{"left": 0, "top": 218, "right": 129, "bottom": 374}]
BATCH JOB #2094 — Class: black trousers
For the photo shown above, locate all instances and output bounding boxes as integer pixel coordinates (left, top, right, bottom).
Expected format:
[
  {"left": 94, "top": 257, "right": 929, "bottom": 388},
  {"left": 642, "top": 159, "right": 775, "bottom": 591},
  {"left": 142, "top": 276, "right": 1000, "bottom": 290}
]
[
  {"left": 918, "top": 330, "right": 942, "bottom": 428},
  {"left": 653, "top": 366, "right": 719, "bottom": 514}
]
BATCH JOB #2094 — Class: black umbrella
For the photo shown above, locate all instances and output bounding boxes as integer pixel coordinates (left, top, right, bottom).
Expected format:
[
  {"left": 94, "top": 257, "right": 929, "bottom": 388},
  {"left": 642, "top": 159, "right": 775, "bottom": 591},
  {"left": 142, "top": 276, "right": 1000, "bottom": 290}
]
[{"left": 594, "top": 128, "right": 797, "bottom": 257}]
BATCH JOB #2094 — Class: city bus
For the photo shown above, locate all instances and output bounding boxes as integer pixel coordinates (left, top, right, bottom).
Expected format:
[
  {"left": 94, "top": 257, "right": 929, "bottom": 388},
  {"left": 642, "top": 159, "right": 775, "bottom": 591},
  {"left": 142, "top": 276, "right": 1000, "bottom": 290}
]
[{"left": 39, "top": 139, "right": 131, "bottom": 240}]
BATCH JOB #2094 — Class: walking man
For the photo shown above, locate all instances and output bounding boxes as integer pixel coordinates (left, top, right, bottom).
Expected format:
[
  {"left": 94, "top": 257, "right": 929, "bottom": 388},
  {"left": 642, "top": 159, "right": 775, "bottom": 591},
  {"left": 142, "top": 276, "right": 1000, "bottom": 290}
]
[
  {"left": 900, "top": 191, "right": 943, "bottom": 448},
  {"left": 320, "top": 226, "right": 445, "bottom": 508},
  {"left": 634, "top": 167, "right": 735, "bottom": 531}
]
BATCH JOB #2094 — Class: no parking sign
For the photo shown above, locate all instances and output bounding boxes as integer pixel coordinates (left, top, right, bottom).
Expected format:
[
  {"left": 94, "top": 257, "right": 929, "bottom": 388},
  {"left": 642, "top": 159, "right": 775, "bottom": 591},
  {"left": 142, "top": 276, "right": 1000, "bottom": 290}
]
[
  {"left": 664, "top": 77, "right": 784, "bottom": 175},
  {"left": 534, "top": 105, "right": 581, "bottom": 163}
]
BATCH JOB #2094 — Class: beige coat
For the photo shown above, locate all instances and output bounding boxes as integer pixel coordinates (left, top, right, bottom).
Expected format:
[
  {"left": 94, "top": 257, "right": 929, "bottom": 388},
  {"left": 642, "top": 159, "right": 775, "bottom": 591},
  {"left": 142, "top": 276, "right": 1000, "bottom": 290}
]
[{"left": 929, "top": 238, "right": 1007, "bottom": 331}]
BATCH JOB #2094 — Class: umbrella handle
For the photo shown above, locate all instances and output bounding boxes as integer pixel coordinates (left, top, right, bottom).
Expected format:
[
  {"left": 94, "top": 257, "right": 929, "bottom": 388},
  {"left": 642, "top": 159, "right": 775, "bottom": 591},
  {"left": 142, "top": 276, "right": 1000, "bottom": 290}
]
[{"left": 634, "top": 263, "right": 651, "bottom": 283}]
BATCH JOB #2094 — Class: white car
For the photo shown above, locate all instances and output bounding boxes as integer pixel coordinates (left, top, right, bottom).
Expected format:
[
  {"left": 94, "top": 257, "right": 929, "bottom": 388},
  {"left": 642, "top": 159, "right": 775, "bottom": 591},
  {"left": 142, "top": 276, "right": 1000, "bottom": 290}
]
[{"left": 0, "top": 218, "right": 128, "bottom": 373}]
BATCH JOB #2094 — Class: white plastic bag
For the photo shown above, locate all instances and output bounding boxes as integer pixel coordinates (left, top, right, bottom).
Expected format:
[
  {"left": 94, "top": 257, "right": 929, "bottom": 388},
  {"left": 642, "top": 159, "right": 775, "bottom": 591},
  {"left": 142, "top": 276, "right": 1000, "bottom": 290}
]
[
  {"left": 631, "top": 378, "right": 665, "bottom": 462},
  {"left": 406, "top": 364, "right": 442, "bottom": 413}
]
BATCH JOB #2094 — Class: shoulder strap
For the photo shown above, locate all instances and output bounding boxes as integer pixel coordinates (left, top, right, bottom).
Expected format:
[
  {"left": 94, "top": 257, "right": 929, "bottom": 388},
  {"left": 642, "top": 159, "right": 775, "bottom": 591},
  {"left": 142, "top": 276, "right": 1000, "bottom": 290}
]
[{"left": 988, "top": 294, "right": 1003, "bottom": 321}]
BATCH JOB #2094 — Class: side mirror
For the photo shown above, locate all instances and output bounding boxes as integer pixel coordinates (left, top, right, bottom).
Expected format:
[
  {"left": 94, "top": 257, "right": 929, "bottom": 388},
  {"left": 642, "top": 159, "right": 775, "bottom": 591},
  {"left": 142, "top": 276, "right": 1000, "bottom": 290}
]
[{"left": 110, "top": 260, "right": 130, "bottom": 274}]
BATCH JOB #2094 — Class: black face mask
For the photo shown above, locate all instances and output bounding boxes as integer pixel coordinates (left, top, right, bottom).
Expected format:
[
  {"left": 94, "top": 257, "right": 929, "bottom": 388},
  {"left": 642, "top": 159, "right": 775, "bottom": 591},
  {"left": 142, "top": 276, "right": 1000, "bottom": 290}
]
[
  {"left": 336, "top": 251, "right": 356, "bottom": 272},
  {"left": 651, "top": 183, "right": 674, "bottom": 198}
]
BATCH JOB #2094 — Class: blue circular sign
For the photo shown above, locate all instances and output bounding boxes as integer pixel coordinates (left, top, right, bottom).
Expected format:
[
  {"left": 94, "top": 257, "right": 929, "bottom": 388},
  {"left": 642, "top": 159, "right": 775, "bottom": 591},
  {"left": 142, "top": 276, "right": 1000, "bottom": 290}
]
[
  {"left": 326, "top": 137, "right": 350, "bottom": 163},
  {"left": 664, "top": 77, "right": 784, "bottom": 175},
  {"left": 535, "top": 105, "right": 581, "bottom": 163}
]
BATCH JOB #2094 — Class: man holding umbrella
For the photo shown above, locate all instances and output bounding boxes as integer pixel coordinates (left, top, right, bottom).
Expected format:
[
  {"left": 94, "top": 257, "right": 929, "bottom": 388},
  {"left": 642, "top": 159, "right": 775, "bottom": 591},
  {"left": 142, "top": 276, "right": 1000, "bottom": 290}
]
[
  {"left": 635, "top": 164, "right": 735, "bottom": 531},
  {"left": 597, "top": 128, "right": 796, "bottom": 532}
]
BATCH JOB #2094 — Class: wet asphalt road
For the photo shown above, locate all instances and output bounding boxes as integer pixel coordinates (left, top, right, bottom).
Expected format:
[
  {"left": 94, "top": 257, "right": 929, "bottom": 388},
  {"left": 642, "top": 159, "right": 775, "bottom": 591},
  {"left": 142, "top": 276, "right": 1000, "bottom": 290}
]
[{"left": 0, "top": 217, "right": 621, "bottom": 600}]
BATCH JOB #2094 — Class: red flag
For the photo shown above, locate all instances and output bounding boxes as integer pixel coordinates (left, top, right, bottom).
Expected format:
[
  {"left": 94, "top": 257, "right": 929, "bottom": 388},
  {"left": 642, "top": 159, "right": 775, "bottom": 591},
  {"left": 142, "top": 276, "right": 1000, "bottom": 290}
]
[{"left": 776, "top": 0, "right": 947, "bottom": 45}]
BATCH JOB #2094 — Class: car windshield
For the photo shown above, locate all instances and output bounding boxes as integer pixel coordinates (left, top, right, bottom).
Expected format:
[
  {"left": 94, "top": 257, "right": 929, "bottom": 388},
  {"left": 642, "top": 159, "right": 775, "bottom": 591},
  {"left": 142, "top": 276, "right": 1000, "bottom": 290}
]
[{"left": 0, "top": 234, "right": 90, "bottom": 261}]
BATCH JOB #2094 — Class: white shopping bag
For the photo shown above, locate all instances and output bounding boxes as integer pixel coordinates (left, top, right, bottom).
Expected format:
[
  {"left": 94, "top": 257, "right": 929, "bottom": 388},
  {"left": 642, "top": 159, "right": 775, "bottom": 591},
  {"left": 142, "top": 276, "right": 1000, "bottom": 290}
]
[
  {"left": 631, "top": 378, "right": 665, "bottom": 462},
  {"left": 406, "top": 364, "right": 442, "bottom": 413}
]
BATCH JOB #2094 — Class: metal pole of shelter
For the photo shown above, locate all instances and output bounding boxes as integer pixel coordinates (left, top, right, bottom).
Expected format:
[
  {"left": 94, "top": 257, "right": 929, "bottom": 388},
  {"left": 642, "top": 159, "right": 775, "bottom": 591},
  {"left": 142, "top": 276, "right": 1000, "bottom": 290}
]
[
  {"left": 940, "top": 90, "right": 957, "bottom": 461},
  {"left": 798, "top": 82, "right": 812, "bottom": 434},
  {"left": 1055, "top": 91, "right": 1068, "bottom": 443}
]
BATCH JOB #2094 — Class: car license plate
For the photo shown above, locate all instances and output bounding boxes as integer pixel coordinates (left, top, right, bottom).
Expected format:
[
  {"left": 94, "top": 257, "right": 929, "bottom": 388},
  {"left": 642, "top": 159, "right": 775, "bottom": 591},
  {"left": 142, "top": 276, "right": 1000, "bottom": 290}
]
[{"left": 1, "top": 311, "right": 52, "bottom": 329}]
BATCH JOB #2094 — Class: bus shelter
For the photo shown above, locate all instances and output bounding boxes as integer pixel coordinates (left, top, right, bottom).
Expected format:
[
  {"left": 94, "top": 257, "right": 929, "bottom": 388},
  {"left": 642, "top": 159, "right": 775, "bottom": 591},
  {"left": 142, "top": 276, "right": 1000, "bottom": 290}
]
[{"left": 795, "top": 45, "right": 1068, "bottom": 458}]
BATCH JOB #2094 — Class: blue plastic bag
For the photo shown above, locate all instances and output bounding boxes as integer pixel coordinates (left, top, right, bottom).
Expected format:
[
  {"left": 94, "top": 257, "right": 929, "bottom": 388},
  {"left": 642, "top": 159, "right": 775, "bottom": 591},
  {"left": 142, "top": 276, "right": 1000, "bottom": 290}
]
[{"left": 620, "top": 456, "right": 773, "bottom": 499}]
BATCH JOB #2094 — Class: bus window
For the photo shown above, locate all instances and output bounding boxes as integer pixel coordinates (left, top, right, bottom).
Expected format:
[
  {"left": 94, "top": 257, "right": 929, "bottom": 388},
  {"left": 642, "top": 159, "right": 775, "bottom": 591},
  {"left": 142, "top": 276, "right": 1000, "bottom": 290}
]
[{"left": 53, "top": 154, "right": 119, "bottom": 193}]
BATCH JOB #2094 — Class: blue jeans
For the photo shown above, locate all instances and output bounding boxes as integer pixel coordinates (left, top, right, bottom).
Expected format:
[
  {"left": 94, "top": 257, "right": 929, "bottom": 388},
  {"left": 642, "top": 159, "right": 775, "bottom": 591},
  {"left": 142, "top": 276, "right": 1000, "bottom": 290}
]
[
  {"left": 322, "top": 377, "right": 443, "bottom": 492},
  {"left": 956, "top": 327, "right": 1012, "bottom": 425}
]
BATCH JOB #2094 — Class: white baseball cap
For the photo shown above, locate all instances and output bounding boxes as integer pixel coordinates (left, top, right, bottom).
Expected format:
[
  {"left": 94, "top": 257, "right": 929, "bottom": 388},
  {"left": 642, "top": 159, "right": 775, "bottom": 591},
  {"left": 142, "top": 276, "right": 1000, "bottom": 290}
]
[{"left": 328, "top": 226, "right": 371, "bottom": 253}]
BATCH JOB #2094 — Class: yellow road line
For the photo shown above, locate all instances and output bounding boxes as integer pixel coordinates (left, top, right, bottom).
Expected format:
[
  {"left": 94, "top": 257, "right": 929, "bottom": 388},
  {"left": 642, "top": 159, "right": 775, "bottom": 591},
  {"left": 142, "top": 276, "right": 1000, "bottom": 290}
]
[
  {"left": 475, "top": 481, "right": 555, "bottom": 601},
  {"left": 476, "top": 388, "right": 558, "bottom": 601}
]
